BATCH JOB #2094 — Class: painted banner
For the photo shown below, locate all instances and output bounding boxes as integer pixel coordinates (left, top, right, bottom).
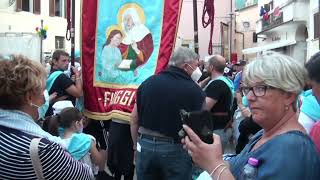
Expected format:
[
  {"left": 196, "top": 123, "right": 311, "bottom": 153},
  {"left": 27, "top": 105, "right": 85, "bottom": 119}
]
[{"left": 82, "top": 0, "right": 182, "bottom": 121}]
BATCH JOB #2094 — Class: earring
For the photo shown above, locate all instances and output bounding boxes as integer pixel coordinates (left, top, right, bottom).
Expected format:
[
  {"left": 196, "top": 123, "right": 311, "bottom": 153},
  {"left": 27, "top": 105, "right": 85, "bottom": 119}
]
[{"left": 285, "top": 105, "right": 289, "bottom": 111}]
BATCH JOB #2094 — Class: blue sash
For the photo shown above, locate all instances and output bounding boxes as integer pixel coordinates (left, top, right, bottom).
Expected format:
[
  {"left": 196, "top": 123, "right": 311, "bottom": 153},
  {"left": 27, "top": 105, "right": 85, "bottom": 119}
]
[
  {"left": 46, "top": 71, "right": 63, "bottom": 92},
  {"left": 67, "top": 133, "right": 92, "bottom": 160},
  {"left": 300, "top": 90, "right": 320, "bottom": 122}
]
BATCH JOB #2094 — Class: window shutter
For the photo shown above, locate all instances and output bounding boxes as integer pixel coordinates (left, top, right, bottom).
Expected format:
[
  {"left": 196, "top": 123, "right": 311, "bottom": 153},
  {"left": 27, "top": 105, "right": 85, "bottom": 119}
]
[
  {"left": 49, "top": 0, "right": 55, "bottom": 17},
  {"left": 314, "top": 12, "right": 320, "bottom": 39},
  {"left": 33, "top": 0, "right": 41, "bottom": 14},
  {"left": 64, "top": 0, "right": 67, "bottom": 18},
  {"left": 16, "top": 0, "right": 22, "bottom": 12}
]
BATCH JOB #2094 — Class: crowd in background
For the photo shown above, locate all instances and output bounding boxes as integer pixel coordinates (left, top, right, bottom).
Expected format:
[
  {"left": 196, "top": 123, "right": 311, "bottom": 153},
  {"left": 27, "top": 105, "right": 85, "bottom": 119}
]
[{"left": 0, "top": 48, "right": 320, "bottom": 180}]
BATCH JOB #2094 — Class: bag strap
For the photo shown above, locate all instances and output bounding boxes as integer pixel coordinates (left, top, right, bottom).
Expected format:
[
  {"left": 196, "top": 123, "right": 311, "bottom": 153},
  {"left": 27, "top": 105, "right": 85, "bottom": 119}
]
[{"left": 30, "top": 138, "right": 45, "bottom": 180}]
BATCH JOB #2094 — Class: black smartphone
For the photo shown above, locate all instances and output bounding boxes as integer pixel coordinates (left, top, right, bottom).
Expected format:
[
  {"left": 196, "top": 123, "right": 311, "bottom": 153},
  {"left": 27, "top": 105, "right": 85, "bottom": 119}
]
[{"left": 179, "top": 109, "right": 214, "bottom": 144}]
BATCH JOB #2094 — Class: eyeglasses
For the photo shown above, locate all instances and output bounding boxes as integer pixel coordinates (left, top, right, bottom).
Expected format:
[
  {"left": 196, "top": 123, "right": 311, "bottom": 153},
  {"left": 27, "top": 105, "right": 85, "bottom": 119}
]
[{"left": 241, "top": 85, "right": 275, "bottom": 97}]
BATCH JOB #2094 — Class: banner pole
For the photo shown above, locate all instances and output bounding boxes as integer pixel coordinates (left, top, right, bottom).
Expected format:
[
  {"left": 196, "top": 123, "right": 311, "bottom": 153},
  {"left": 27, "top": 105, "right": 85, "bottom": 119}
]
[
  {"left": 71, "top": 0, "right": 75, "bottom": 67},
  {"left": 193, "top": 0, "right": 199, "bottom": 54}
]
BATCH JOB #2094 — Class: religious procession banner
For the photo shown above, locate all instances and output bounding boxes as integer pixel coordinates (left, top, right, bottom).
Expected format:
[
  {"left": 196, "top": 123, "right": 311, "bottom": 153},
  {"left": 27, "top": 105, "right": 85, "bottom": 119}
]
[{"left": 82, "top": 0, "right": 183, "bottom": 121}]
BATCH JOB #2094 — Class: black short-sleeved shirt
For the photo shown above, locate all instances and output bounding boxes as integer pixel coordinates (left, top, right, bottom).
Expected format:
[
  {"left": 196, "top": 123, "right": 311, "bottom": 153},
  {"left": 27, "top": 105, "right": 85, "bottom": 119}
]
[
  {"left": 205, "top": 79, "right": 232, "bottom": 129},
  {"left": 205, "top": 79, "right": 232, "bottom": 113},
  {"left": 137, "top": 66, "right": 206, "bottom": 140},
  {"left": 46, "top": 71, "right": 75, "bottom": 116}
]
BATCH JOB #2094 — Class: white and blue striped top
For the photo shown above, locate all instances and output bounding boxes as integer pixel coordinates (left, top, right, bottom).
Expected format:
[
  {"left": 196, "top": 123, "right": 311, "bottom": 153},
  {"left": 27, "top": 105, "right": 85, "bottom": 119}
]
[{"left": 0, "top": 125, "right": 94, "bottom": 180}]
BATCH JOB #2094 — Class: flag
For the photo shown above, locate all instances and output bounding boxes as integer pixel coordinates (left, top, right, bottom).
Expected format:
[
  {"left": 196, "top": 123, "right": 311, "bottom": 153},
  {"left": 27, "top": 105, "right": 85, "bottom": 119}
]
[{"left": 81, "top": 0, "right": 183, "bottom": 121}]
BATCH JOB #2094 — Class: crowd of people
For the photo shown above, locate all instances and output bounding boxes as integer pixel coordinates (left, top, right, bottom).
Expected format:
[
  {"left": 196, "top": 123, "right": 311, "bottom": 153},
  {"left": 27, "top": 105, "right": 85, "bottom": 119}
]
[{"left": 0, "top": 47, "right": 320, "bottom": 180}]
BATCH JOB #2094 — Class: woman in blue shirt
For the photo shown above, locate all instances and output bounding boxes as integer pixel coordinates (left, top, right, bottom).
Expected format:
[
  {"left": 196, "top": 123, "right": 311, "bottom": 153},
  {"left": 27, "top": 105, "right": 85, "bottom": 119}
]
[{"left": 182, "top": 51, "right": 320, "bottom": 180}]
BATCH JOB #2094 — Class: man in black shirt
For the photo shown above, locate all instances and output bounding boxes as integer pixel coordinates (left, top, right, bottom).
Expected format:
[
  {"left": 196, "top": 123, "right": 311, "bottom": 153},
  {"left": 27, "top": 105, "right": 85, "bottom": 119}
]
[
  {"left": 45, "top": 50, "right": 83, "bottom": 116},
  {"left": 203, "top": 55, "right": 234, "bottom": 152},
  {"left": 203, "top": 55, "right": 233, "bottom": 128},
  {"left": 130, "top": 47, "right": 205, "bottom": 180}
]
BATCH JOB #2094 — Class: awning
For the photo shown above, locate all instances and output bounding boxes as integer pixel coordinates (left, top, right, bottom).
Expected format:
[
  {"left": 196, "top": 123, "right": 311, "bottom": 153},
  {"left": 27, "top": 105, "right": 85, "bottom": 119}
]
[{"left": 242, "top": 40, "right": 296, "bottom": 54}]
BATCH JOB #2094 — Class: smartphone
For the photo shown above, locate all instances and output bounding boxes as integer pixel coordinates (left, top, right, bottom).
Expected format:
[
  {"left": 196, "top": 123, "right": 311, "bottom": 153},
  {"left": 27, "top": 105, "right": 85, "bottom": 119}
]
[{"left": 179, "top": 109, "right": 214, "bottom": 144}]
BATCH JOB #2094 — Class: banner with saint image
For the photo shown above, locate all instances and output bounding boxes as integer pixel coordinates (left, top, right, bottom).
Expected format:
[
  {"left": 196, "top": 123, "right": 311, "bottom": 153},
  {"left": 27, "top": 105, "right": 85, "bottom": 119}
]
[{"left": 82, "top": 0, "right": 182, "bottom": 121}]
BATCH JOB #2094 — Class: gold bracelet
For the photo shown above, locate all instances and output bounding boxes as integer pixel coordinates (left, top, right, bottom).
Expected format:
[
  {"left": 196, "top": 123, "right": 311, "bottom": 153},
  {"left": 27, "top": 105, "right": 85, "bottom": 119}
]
[
  {"left": 209, "top": 162, "right": 226, "bottom": 176},
  {"left": 217, "top": 166, "right": 227, "bottom": 180}
]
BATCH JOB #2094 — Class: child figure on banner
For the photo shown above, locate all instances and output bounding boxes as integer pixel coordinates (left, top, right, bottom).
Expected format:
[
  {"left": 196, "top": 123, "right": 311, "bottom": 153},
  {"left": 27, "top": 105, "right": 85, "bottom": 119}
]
[
  {"left": 99, "top": 27, "right": 124, "bottom": 81},
  {"left": 99, "top": 26, "right": 139, "bottom": 84}
]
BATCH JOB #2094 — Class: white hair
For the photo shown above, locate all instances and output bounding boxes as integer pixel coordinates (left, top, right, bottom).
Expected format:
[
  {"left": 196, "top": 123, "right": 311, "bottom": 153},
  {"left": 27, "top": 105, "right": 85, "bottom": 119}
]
[
  {"left": 168, "top": 47, "right": 199, "bottom": 67},
  {"left": 242, "top": 51, "right": 306, "bottom": 94}
]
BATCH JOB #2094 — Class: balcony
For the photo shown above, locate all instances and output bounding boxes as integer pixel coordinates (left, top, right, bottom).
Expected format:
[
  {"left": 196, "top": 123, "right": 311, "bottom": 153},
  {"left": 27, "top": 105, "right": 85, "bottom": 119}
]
[{"left": 256, "top": 0, "right": 309, "bottom": 34}]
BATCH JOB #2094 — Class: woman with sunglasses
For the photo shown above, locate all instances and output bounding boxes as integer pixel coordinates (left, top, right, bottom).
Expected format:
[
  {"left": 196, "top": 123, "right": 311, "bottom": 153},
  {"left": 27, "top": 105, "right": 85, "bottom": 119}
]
[{"left": 182, "top": 51, "right": 320, "bottom": 179}]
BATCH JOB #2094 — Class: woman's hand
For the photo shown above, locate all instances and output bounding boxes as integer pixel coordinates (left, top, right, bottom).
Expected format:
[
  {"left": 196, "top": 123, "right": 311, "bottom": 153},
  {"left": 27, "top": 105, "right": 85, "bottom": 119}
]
[
  {"left": 49, "top": 92, "right": 57, "bottom": 103},
  {"left": 181, "top": 124, "right": 224, "bottom": 173},
  {"left": 198, "top": 76, "right": 211, "bottom": 88}
]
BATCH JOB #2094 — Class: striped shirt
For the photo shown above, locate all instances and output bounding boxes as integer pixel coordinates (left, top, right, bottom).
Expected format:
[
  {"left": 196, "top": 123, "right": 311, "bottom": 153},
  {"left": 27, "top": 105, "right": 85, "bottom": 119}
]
[{"left": 0, "top": 125, "right": 94, "bottom": 180}]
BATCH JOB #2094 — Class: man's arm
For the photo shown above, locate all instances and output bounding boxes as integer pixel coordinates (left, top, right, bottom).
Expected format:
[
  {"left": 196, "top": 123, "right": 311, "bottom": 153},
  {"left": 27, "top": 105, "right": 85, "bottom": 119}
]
[
  {"left": 65, "top": 67, "right": 83, "bottom": 98},
  {"left": 198, "top": 76, "right": 211, "bottom": 88},
  {"left": 130, "top": 103, "right": 139, "bottom": 150},
  {"left": 204, "top": 97, "right": 217, "bottom": 111}
]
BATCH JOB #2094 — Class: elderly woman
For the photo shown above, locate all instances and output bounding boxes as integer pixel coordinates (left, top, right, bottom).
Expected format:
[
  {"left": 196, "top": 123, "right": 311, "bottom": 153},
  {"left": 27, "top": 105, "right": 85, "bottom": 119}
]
[
  {"left": 183, "top": 52, "right": 320, "bottom": 179},
  {"left": 0, "top": 55, "right": 94, "bottom": 179}
]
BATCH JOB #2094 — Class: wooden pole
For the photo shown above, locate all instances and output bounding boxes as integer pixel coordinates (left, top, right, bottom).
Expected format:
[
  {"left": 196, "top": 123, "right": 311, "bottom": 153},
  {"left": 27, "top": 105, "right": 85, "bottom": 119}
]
[
  {"left": 40, "top": 19, "right": 43, "bottom": 64},
  {"left": 70, "top": 0, "right": 75, "bottom": 67},
  {"left": 229, "top": 0, "right": 233, "bottom": 63},
  {"left": 193, "top": 0, "right": 199, "bottom": 54}
]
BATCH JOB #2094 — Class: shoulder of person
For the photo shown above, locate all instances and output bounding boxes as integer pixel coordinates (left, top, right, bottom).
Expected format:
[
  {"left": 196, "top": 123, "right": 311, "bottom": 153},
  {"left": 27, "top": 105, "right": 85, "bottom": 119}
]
[
  {"left": 258, "top": 131, "right": 317, "bottom": 160},
  {"left": 38, "top": 138, "right": 64, "bottom": 153},
  {"left": 56, "top": 73, "right": 74, "bottom": 85},
  {"left": 207, "top": 79, "right": 229, "bottom": 89},
  {"left": 38, "top": 137, "right": 94, "bottom": 179},
  {"left": 56, "top": 73, "right": 71, "bottom": 80},
  {"left": 259, "top": 131, "right": 320, "bottom": 178},
  {"left": 71, "top": 133, "right": 93, "bottom": 142}
]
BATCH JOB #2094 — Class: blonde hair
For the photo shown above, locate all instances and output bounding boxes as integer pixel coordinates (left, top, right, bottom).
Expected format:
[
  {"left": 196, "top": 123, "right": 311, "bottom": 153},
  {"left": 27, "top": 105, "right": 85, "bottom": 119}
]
[
  {"left": 0, "top": 55, "right": 47, "bottom": 109},
  {"left": 242, "top": 51, "right": 306, "bottom": 94}
]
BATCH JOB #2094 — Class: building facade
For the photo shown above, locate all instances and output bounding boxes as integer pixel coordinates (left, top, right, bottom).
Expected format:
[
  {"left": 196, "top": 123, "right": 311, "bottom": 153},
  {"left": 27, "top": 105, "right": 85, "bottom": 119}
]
[
  {"left": 308, "top": 0, "right": 320, "bottom": 59},
  {"left": 235, "top": 0, "right": 259, "bottom": 61},
  {"left": 242, "top": 0, "right": 313, "bottom": 63},
  {"left": 176, "top": 0, "right": 236, "bottom": 61},
  {"left": 0, "top": 0, "right": 81, "bottom": 62}
]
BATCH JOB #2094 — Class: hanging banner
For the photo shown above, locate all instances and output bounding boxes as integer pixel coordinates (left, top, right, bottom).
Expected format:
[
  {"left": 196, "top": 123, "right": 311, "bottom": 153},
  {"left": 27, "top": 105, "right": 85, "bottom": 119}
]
[{"left": 82, "top": 0, "right": 182, "bottom": 121}]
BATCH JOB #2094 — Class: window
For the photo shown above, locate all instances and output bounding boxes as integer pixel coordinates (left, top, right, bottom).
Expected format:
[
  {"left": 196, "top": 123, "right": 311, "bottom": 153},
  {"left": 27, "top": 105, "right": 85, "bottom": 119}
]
[
  {"left": 55, "top": 36, "right": 65, "bottom": 49},
  {"left": 16, "top": 0, "right": 30, "bottom": 12},
  {"left": 269, "top": 1, "right": 273, "bottom": 11},
  {"left": 22, "top": 0, "right": 30, "bottom": 11},
  {"left": 16, "top": 0, "right": 40, "bottom": 14},
  {"left": 50, "top": 0, "right": 64, "bottom": 17},
  {"left": 314, "top": 12, "right": 320, "bottom": 39},
  {"left": 33, "top": 0, "right": 41, "bottom": 14}
]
